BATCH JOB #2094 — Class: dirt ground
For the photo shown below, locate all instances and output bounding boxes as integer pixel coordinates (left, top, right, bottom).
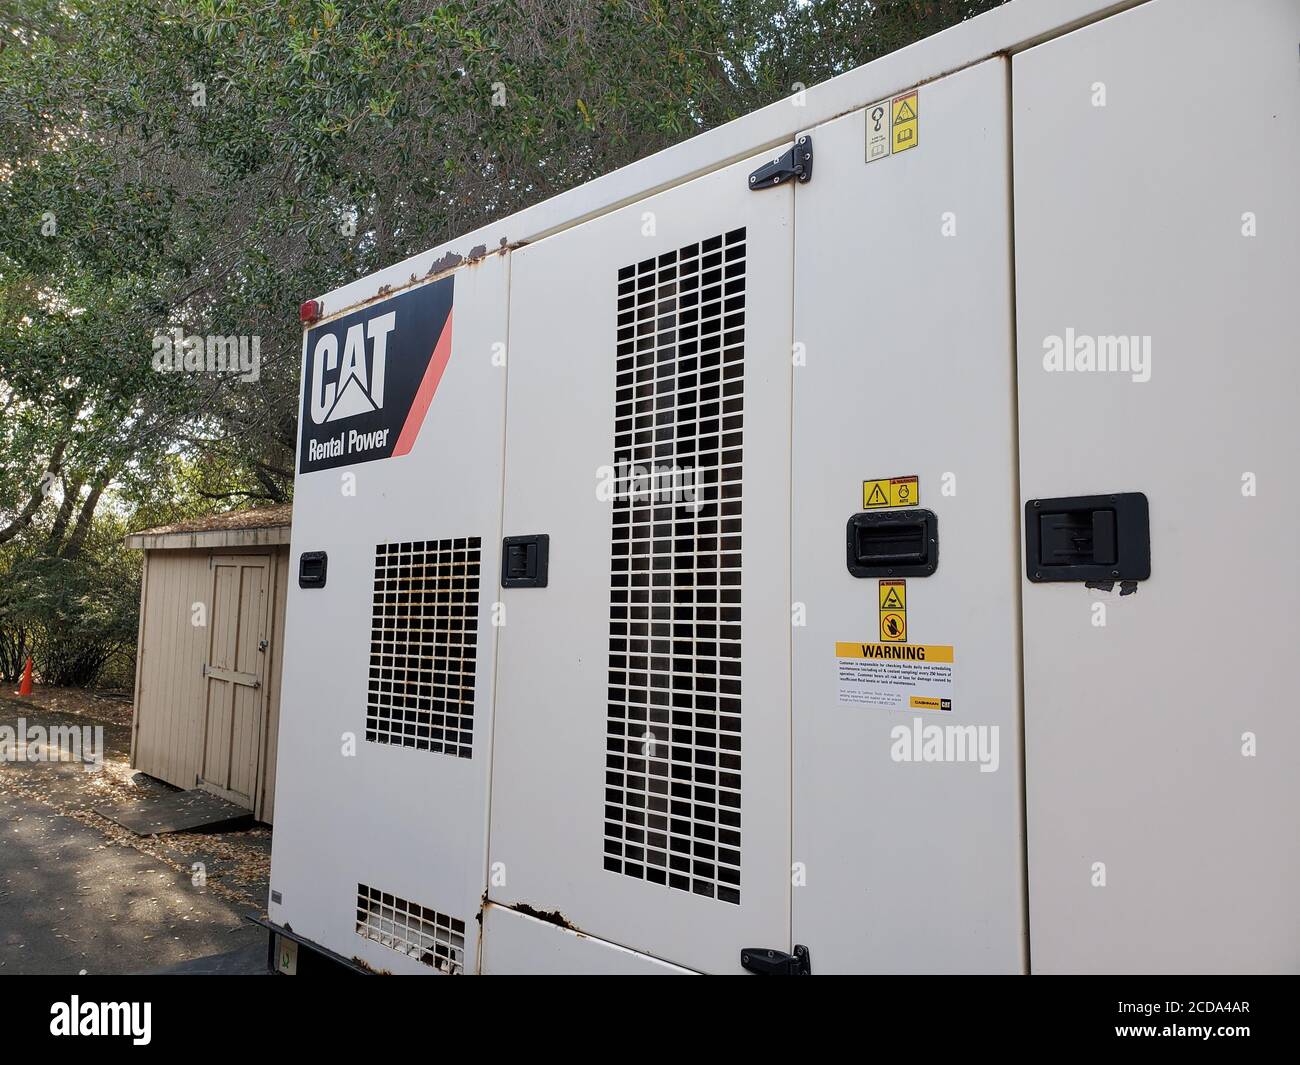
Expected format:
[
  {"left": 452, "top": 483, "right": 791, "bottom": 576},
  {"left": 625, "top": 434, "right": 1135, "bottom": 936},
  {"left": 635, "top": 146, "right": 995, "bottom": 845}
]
[
  {"left": 0, "top": 686, "right": 271, "bottom": 974},
  {"left": 8, "top": 685, "right": 137, "bottom": 728}
]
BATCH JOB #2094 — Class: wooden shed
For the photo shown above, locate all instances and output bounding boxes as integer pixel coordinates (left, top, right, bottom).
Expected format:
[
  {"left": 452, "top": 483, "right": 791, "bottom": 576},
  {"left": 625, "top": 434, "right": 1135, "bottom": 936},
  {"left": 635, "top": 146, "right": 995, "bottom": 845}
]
[{"left": 125, "top": 504, "right": 292, "bottom": 823}]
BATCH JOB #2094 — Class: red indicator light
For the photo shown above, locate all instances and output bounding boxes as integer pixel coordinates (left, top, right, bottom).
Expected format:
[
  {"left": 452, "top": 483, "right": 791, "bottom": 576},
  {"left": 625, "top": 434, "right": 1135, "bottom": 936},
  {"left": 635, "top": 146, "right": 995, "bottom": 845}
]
[{"left": 299, "top": 299, "right": 321, "bottom": 323}]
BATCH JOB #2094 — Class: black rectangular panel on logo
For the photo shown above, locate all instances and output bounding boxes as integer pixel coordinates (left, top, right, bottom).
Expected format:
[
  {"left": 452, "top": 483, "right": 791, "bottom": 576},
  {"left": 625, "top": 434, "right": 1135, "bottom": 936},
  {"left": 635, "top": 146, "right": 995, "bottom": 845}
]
[{"left": 298, "top": 276, "right": 454, "bottom": 474}]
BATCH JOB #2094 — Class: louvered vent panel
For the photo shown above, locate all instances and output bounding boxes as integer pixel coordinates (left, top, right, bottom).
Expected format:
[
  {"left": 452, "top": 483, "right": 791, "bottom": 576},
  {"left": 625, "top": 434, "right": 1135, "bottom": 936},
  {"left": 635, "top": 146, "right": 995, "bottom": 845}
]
[
  {"left": 355, "top": 883, "right": 465, "bottom": 974},
  {"left": 603, "top": 228, "right": 746, "bottom": 905},
  {"left": 366, "top": 537, "right": 480, "bottom": 758}
]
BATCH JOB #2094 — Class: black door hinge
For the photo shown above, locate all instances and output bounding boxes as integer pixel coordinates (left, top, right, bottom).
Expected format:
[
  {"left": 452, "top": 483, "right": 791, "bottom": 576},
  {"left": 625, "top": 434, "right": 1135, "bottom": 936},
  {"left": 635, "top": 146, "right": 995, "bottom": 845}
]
[
  {"left": 740, "top": 944, "right": 811, "bottom": 975},
  {"left": 748, "top": 136, "right": 813, "bottom": 190}
]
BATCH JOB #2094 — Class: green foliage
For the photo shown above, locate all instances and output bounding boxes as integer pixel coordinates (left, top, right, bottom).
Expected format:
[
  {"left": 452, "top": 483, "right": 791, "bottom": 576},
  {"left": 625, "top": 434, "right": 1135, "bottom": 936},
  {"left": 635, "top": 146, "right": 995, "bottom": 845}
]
[
  {"left": 0, "top": 511, "right": 141, "bottom": 687},
  {"left": 0, "top": 0, "right": 1003, "bottom": 687}
]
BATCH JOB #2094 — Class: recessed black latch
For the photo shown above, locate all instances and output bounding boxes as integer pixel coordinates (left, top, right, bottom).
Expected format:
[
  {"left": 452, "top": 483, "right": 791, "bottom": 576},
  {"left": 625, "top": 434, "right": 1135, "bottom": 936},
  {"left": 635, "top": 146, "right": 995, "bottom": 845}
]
[
  {"left": 501, "top": 534, "right": 549, "bottom": 588},
  {"left": 846, "top": 509, "right": 938, "bottom": 578},
  {"left": 1025, "top": 492, "right": 1150, "bottom": 582},
  {"left": 741, "top": 944, "right": 811, "bottom": 976},
  {"left": 298, "top": 551, "right": 328, "bottom": 589},
  {"left": 748, "top": 135, "right": 813, "bottom": 189}
]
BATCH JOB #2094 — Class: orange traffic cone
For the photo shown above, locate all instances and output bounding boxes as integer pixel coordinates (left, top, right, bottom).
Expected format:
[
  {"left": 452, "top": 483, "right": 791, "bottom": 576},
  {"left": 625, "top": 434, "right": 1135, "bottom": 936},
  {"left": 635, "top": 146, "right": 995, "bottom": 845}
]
[{"left": 17, "top": 656, "right": 33, "bottom": 696}]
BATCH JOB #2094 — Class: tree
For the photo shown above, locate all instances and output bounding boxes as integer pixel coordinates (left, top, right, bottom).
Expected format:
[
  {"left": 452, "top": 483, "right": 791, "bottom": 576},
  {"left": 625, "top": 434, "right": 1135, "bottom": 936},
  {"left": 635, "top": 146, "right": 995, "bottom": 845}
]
[{"left": 0, "top": 0, "right": 1004, "bottom": 686}]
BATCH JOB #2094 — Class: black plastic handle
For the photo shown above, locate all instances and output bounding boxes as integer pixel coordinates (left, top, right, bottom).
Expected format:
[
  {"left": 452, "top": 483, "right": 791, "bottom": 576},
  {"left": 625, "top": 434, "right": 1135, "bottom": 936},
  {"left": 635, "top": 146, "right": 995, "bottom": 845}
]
[{"left": 846, "top": 509, "right": 938, "bottom": 578}]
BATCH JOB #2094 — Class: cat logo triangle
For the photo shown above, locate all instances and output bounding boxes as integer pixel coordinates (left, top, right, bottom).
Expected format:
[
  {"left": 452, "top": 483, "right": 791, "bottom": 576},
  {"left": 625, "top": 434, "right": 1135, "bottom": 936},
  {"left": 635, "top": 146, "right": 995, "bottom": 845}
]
[{"left": 326, "top": 373, "right": 381, "bottom": 421}]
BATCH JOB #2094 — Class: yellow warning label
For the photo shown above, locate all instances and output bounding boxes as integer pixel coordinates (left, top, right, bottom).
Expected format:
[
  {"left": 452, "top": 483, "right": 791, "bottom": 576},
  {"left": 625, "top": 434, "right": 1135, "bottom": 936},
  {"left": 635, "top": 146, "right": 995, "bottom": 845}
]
[
  {"left": 863, "top": 480, "right": 890, "bottom": 507},
  {"left": 889, "top": 475, "right": 918, "bottom": 507},
  {"left": 879, "top": 579, "right": 907, "bottom": 642},
  {"left": 836, "top": 639, "right": 955, "bottom": 711},
  {"left": 836, "top": 642, "right": 954, "bottom": 663},
  {"left": 863, "top": 475, "right": 920, "bottom": 509},
  {"left": 892, "top": 91, "right": 918, "bottom": 154},
  {"left": 880, "top": 611, "right": 906, "bottom": 642}
]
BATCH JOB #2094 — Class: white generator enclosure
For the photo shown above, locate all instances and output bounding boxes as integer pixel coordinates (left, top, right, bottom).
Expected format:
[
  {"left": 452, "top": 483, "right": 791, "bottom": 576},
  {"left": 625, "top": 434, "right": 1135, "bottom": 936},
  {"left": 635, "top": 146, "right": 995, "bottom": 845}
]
[{"left": 268, "top": 0, "right": 1299, "bottom": 974}]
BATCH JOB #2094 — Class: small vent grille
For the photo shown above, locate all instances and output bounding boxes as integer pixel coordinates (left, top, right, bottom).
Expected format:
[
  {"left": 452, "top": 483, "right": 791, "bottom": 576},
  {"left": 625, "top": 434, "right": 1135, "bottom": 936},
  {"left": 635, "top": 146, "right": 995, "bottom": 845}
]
[
  {"left": 603, "top": 228, "right": 746, "bottom": 905},
  {"left": 366, "top": 537, "right": 480, "bottom": 758},
  {"left": 355, "top": 884, "right": 465, "bottom": 974}
]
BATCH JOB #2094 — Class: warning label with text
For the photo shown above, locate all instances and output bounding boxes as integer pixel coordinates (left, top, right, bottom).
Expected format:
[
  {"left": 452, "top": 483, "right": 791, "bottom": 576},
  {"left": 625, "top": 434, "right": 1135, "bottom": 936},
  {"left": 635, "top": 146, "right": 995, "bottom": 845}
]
[
  {"left": 862, "top": 475, "right": 919, "bottom": 509},
  {"left": 891, "top": 91, "right": 918, "bottom": 153},
  {"left": 864, "top": 89, "right": 919, "bottom": 161},
  {"left": 835, "top": 641, "right": 954, "bottom": 711}
]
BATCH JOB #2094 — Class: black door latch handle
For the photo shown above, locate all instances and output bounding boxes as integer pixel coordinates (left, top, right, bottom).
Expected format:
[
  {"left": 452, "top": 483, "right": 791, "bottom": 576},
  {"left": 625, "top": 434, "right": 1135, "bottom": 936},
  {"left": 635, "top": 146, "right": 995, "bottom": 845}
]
[
  {"left": 1025, "top": 492, "right": 1149, "bottom": 582},
  {"left": 501, "top": 534, "right": 549, "bottom": 588},
  {"left": 298, "top": 551, "right": 328, "bottom": 589},
  {"left": 846, "top": 509, "right": 938, "bottom": 577},
  {"left": 740, "top": 944, "right": 811, "bottom": 975}
]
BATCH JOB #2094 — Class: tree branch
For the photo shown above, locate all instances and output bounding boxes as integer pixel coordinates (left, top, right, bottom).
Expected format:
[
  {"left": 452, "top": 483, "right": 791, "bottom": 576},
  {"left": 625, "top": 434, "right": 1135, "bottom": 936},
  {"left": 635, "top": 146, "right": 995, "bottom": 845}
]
[{"left": 0, "top": 438, "right": 68, "bottom": 546}]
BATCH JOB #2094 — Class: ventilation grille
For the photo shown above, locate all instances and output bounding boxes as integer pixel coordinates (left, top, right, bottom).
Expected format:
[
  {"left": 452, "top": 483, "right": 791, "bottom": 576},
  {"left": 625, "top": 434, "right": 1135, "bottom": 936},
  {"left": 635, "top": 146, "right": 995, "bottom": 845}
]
[
  {"left": 366, "top": 537, "right": 480, "bottom": 758},
  {"left": 355, "top": 883, "right": 465, "bottom": 974},
  {"left": 603, "top": 228, "right": 746, "bottom": 905}
]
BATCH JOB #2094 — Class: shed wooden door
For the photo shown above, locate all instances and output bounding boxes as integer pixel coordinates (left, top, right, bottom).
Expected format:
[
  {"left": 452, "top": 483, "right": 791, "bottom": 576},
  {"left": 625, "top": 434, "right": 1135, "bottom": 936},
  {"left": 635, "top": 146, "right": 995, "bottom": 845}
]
[{"left": 199, "top": 555, "right": 271, "bottom": 807}]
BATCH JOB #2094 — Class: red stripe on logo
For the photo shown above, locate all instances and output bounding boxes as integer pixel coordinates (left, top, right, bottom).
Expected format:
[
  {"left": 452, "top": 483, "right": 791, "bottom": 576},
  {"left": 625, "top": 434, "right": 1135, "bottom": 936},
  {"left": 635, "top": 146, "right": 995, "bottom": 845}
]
[{"left": 392, "top": 310, "right": 453, "bottom": 458}]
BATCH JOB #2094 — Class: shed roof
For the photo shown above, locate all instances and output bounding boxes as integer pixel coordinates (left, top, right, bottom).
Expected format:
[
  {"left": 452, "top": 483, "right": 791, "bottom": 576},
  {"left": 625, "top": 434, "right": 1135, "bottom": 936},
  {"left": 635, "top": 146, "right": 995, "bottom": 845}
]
[{"left": 125, "top": 503, "right": 292, "bottom": 551}]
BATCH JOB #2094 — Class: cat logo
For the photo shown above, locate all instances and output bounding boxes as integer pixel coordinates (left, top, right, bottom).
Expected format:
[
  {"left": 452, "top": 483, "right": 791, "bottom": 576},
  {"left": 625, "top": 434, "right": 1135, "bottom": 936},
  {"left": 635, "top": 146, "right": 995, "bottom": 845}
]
[
  {"left": 298, "top": 276, "right": 455, "bottom": 475},
  {"left": 309, "top": 311, "right": 396, "bottom": 424}
]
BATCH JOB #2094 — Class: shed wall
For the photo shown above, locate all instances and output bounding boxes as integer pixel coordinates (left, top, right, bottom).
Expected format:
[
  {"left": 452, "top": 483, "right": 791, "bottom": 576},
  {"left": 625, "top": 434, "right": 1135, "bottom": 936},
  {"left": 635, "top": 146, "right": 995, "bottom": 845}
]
[{"left": 131, "top": 543, "right": 289, "bottom": 823}]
